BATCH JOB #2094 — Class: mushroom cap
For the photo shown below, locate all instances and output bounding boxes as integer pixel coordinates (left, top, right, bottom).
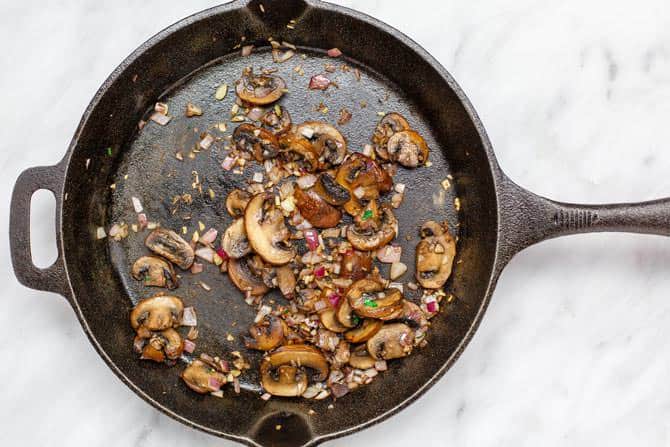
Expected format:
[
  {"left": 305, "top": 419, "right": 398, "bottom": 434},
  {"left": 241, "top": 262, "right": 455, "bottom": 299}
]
[
  {"left": 139, "top": 328, "right": 184, "bottom": 362},
  {"left": 181, "top": 359, "right": 228, "bottom": 394},
  {"left": 235, "top": 71, "right": 287, "bottom": 105},
  {"left": 348, "top": 347, "right": 377, "bottom": 369},
  {"left": 278, "top": 133, "right": 320, "bottom": 172},
  {"left": 263, "top": 344, "right": 329, "bottom": 381},
  {"left": 344, "top": 318, "right": 383, "bottom": 343},
  {"left": 415, "top": 223, "right": 456, "bottom": 289},
  {"left": 296, "top": 121, "right": 347, "bottom": 167},
  {"left": 233, "top": 123, "right": 280, "bottom": 162},
  {"left": 372, "top": 112, "right": 411, "bottom": 160},
  {"left": 319, "top": 308, "right": 348, "bottom": 333},
  {"left": 131, "top": 256, "right": 178, "bottom": 289},
  {"left": 145, "top": 228, "right": 195, "bottom": 270},
  {"left": 346, "top": 205, "right": 398, "bottom": 251},
  {"left": 367, "top": 323, "right": 415, "bottom": 360},
  {"left": 228, "top": 257, "right": 271, "bottom": 296},
  {"left": 339, "top": 250, "right": 372, "bottom": 282},
  {"left": 262, "top": 105, "right": 292, "bottom": 135},
  {"left": 221, "top": 218, "right": 251, "bottom": 259},
  {"left": 347, "top": 279, "right": 405, "bottom": 320},
  {"left": 245, "top": 316, "right": 285, "bottom": 351},
  {"left": 244, "top": 193, "right": 295, "bottom": 265},
  {"left": 293, "top": 188, "right": 342, "bottom": 229},
  {"left": 312, "top": 172, "right": 351, "bottom": 206},
  {"left": 130, "top": 295, "right": 184, "bottom": 332},
  {"left": 386, "top": 130, "right": 429, "bottom": 168},
  {"left": 336, "top": 297, "right": 358, "bottom": 328},
  {"left": 225, "top": 189, "right": 251, "bottom": 218},
  {"left": 260, "top": 364, "right": 309, "bottom": 397},
  {"left": 335, "top": 153, "right": 393, "bottom": 198}
]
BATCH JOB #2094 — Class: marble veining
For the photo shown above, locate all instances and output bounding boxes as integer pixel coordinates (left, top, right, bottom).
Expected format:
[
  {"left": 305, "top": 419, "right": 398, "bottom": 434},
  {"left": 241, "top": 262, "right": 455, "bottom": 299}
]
[{"left": 3, "top": 1, "right": 670, "bottom": 446}]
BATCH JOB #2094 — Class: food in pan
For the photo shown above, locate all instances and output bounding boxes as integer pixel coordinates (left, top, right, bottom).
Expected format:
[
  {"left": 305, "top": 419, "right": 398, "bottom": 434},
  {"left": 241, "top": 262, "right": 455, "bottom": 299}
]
[{"left": 123, "top": 47, "right": 456, "bottom": 401}]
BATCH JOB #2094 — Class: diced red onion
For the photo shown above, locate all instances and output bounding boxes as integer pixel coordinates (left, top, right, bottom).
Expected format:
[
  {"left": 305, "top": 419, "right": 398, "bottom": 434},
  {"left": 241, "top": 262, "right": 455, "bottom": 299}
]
[
  {"left": 150, "top": 112, "right": 171, "bottom": 126},
  {"left": 137, "top": 213, "right": 148, "bottom": 230},
  {"left": 190, "top": 262, "right": 204, "bottom": 274},
  {"left": 200, "top": 228, "right": 218, "bottom": 244},
  {"left": 426, "top": 301, "right": 438, "bottom": 313},
  {"left": 296, "top": 174, "right": 316, "bottom": 189},
  {"left": 314, "top": 266, "right": 325, "bottom": 278},
  {"left": 221, "top": 156, "right": 236, "bottom": 171},
  {"left": 199, "top": 133, "right": 214, "bottom": 150},
  {"left": 195, "top": 246, "right": 216, "bottom": 263},
  {"left": 314, "top": 300, "right": 328, "bottom": 312},
  {"left": 181, "top": 307, "right": 197, "bottom": 326},
  {"left": 131, "top": 196, "right": 143, "bottom": 213},
  {"left": 305, "top": 229, "right": 319, "bottom": 251},
  {"left": 309, "top": 74, "right": 332, "bottom": 90},
  {"left": 301, "top": 251, "right": 323, "bottom": 264},
  {"left": 208, "top": 377, "right": 223, "bottom": 391},
  {"left": 327, "top": 47, "right": 342, "bottom": 57},
  {"left": 376, "top": 245, "right": 402, "bottom": 263},
  {"left": 183, "top": 339, "right": 196, "bottom": 353},
  {"left": 327, "top": 292, "right": 341, "bottom": 307},
  {"left": 216, "top": 247, "right": 229, "bottom": 261},
  {"left": 241, "top": 45, "right": 254, "bottom": 56},
  {"left": 219, "top": 359, "right": 230, "bottom": 373},
  {"left": 247, "top": 107, "right": 265, "bottom": 121}
]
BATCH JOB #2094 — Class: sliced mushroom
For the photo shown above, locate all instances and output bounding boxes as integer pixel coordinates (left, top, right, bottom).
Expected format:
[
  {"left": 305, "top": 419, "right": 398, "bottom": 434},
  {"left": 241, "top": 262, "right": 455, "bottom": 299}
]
[
  {"left": 367, "top": 323, "right": 415, "bottom": 360},
  {"left": 296, "top": 121, "right": 347, "bottom": 167},
  {"left": 136, "top": 328, "right": 184, "bottom": 363},
  {"left": 347, "top": 204, "right": 398, "bottom": 251},
  {"left": 336, "top": 298, "right": 358, "bottom": 328},
  {"left": 293, "top": 188, "right": 341, "bottom": 228},
  {"left": 225, "top": 189, "right": 251, "bottom": 218},
  {"left": 233, "top": 123, "right": 280, "bottom": 162},
  {"left": 335, "top": 153, "right": 393, "bottom": 199},
  {"left": 347, "top": 279, "right": 404, "bottom": 320},
  {"left": 372, "top": 112, "right": 411, "bottom": 160},
  {"left": 262, "top": 344, "right": 329, "bottom": 381},
  {"left": 339, "top": 250, "right": 372, "bottom": 282},
  {"left": 245, "top": 315, "right": 285, "bottom": 351},
  {"left": 235, "top": 69, "right": 287, "bottom": 105},
  {"left": 261, "top": 364, "right": 308, "bottom": 397},
  {"left": 262, "top": 105, "right": 292, "bottom": 134},
  {"left": 245, "top": 193, "right": 294, "bottom": 265},
  {"left": 415, "top": 220, "right": 456, "bottom": 289},
  {"left": 399, "top": 300, "right": 429, "bottom": 328},
  {"left": 386, "top": 130, "right": 429, "bottom": 168},
  {"left": 320, "top": 308, "right": 348, "bottom": 333},
  {"left": 130, "top": 295, "right": 184, "bottom": 334},
  {"left": 278, "top": 133, "right": 320, "bottom": 172},
  {"left": 248, "top": 255, "right": 278, "bottom": 289},
  {"left": 295, "top": 288, "right": 321, "bottom": 313},
  {"left": 181, "top": 359, "right": 228, "bottom": 394},
  {"left": 312, "top": 172, "right": 350, "bottom": 206},
  {"left": 344, "top": 318, "right": 383, "bottom": 343},
  {"left": 348, "top": 347, "right": 377, "bottom": 369},
  {"left": 131, "top": 256, "right": 178, "bottom": 289},
  {"left": 145, "top": 228, "right": 195, "bottom": 270},
  {"left": 221, "top": 218, "right": 251, "bottom": 259},
  {"left": 228, "top": 257, "right": 271, "bottom": 296},
  {"left": 276, "top": 265, "right": 296, "bottom": 299}
]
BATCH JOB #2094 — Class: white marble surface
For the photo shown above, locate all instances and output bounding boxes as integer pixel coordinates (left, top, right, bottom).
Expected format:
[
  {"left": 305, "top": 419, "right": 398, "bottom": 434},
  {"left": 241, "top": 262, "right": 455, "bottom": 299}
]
[{"left": 3, "top": 0, "right": 670, "bottom": 446}]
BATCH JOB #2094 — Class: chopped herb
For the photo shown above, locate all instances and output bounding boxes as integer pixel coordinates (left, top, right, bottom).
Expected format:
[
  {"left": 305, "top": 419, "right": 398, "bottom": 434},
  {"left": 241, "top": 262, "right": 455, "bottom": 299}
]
[
  {"left": 361, "top": 209, "right": 373, "bottom": 220},
  {"left": 106, "top": 147, "right": 113, "bottom": 156},
  {"left": 351, "top": 315, "right": 360, "bottom": 326},
  {"left": 363, "top": 299, "right": 378, "bottom": 308}
]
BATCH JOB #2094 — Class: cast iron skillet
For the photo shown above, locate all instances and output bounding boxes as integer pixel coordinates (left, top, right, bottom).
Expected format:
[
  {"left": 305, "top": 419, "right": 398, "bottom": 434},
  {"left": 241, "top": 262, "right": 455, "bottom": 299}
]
[{"left": 10, "top": 1, "right": 670, "bottom": 446}]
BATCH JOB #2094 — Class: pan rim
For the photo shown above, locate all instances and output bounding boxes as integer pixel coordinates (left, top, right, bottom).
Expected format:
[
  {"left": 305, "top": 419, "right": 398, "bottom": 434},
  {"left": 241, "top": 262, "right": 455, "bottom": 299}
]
[{"left": 57, "top": 1, "right": 506, "bottom": 445}]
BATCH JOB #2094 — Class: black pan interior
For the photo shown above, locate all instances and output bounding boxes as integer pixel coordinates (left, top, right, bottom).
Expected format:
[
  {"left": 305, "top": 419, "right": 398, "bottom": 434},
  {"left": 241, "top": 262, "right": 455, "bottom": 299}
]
[{"left": 60, "top": 1, "right": 498, "bottom": 443}]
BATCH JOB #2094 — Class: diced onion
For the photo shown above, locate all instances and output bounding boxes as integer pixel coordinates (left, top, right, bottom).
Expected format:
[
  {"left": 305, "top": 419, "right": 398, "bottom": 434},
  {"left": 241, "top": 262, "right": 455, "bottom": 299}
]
[
  {"left": 96, "top": 227, "right": 107, "bottom": 239},
  {"left": 195, "top": 246, "right": 216, "bottom": 263},
  {"left": 199, "top": 133, "right": 214, "bottom": 150},
  {"left": 200, "top": 228, "right": 218, "bottom": 244},
  {"left": 305, "top": 229, "right": 319, "bottom": 251},
  {"left": 181, "top": 307, "right": 197, "bottom": 326},
  {"left": 131, "top": 196, "right": 143, "bottom": 213},
  {"left": 327, "top": 47, "right": 342, "bottom": 57},
  {"left": 247, "top": 107, "right": 265, "bottom": 121},
  {"left": 241, "top": 45, "right": 254, "bottom": 56},
  {"left": 353, "top": 186, "right": 366, "bottom": 199},
  {"left": 314, "top": 300, "right": 328, "bottom": 312},
  {"left": 137, "top": 213, "right": 148, "bottom": 230},
  {"left": 183, "top": 339, "right": 196, "bottom": 353},
  {"left": 150, "top": 112, "right": 171, "bottom": 126},
  {"left": 254, "top": 305, "right": 272, "bottom": 323},
  {"left": 190, "top": 262, "right": 204, "bottom": 274},
  {"left": 222, "top": 156, "right": 236, "bottom": 171},
  {"left": 309, "top": 74, "right": 331, "bottom": 90},
  {"left": 296, "top": 174, "right": 316, "bottom": 189},
  {"left": 376, "top": 245, "right": 401, "bottom": 263}
]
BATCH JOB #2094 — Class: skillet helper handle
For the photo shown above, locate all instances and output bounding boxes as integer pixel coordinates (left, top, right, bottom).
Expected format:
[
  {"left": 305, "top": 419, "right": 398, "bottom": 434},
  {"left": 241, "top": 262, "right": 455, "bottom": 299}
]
[
  {"left": 498, "top": 176, "right": 670, "bottom": 263},
  {"left": 10, "top": 163, "right": 71, "bottom": 299}
]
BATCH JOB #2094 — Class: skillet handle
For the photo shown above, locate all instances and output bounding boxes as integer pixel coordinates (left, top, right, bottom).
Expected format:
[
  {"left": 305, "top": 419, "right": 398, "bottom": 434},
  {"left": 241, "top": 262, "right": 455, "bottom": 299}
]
[
  {"left": 10, "top": 162, "right": 71, "bottom": 299},
  {"left": 497, "top": 175, "right": 670, "bottom": 263}
]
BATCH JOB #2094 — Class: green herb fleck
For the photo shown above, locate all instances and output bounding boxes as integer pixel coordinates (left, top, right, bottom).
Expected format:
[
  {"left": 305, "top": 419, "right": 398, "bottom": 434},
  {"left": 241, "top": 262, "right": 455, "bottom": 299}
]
[
  {"left": 351, "top": 315, "right": 360, "bottom": 326},
  {"left": 363, "top": 299, "right": 378, "bottom": 308},
  {"left": 107, "top": 147, "right": 113, "bottom": 156},
  {"left": 361, "top": 209, "right": 373, "bottom": 220}
]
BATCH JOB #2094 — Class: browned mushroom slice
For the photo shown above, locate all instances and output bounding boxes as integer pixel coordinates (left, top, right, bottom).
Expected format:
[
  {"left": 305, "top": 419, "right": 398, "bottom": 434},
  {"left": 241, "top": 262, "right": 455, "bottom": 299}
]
[
  {"left": 130, "top": 295, "right": 184, "bottom": 334},
  {"left": 278, "top": 132, "right": 320, "bottom": 172},
  {"left": 235, "top": 70, "right": 287, "bottom": 105},
  {"left": 348, "top": 346, "right": 377, "bottom": 369},
  {"left": 247, "top": 254, "right": 278, "bottom": 289},
  {"left": 415, "top": 220, "right": 456, "bottom": 289},
  {"left": 131, "top": 256, "right": 178, "bottom": 289},
  {"left": 181, "top": 359, "right": 228, "bottom": 394},
  {"left": 399, "top": 300, "right": 429, "bottom": 328},
  {"left": 339, "top": 250, "right": 373, "bottom": 282},
  {"left": 228, "top": 257, "right": 270, "bottom": 297},
  {"left": 296, "top": 121, "right": 347, "bottom": 167},
  {"left": 335, "top": 153, "right": 393, "bottom": 199},
  {"left": 276, "top": 265, "right": 296, "bottom": 299},
  {"left": 293, "top": 188, "right": 341, "bottom": 229},
  {"left": 262, "top": 105, "right": 292, "bottom": 135},
  {"left": 221, "top": 218, "right": 251, "bottom": 259},
  {"left": 244, "top": 316, "right": 286, "bottom": 351},
  {"left": 136, "top": 328, "right": 184, "bottom": 363},
  {"left": 262, "top": 344, "right": 329, "bottom": 381},
  {"left": 336, "top": 298, "right": 358, "bottom": 328},
  {"left": 245, "top": 193, "right": 294, "bottom": 265},
  {"left": 367, "top": 323, "right": 415, "bottom": 360},
  {"left": 386, "top": 130, "right": 429, "bottom": 168},
  {"left": 312, "top": 172, "right": 350, "bottom": 206},
  {"left": 225, "top": 189, "right": 251, "bottom": 218},
  {"left": 233, "top": 123, "right": 280, "bottom": 162},
  {"left": 261, "top": 364, "right": 308, "bottom": 397},
  {"left": 347, "top": 279, "right": 404, "bottom": 320},
  {"left": 145, "top": 228, "right": 195, "bottom": 270},
  {"left": 344, "top": 318, "right": 383, "bottom": 343},
  {"left": 347, "top": 204, "right": 398, "bottom": 251},
  {"left": 319, "top": 308, "right": 348, "bottom": 333},
  {"left": 372, "top": 112, "right": 411, "bottom": 160}
]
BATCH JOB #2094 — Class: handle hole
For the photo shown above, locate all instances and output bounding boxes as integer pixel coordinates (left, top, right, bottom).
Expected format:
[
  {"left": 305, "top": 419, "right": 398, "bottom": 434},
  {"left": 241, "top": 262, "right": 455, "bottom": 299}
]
[{"left": 30, "top": 189, "right": 58, "bottom": 269}]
